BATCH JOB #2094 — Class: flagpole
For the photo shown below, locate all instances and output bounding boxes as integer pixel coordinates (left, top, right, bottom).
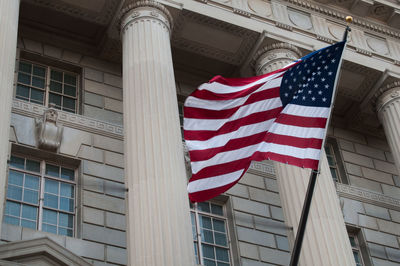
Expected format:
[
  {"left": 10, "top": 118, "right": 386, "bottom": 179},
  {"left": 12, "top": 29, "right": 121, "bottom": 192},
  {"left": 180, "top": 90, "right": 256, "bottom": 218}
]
[{"left": 288, "top": 16, "right": 352, "bottom": 266}]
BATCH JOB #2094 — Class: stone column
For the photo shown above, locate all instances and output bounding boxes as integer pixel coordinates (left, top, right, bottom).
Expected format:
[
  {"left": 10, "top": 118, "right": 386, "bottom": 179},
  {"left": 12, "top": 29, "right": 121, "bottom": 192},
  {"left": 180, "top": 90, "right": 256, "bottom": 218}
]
[
  {"left": 375, "top": 81, "right": 400, "bottom": 175},
  {"left": 253, "top": 43, "right": 355, "bottom": 266},
  {"left": 119, "top": 2, "right": 195, "bottom": 265},
  {"left": 0, "top": 0, "right": 20, "bottom": 228}
]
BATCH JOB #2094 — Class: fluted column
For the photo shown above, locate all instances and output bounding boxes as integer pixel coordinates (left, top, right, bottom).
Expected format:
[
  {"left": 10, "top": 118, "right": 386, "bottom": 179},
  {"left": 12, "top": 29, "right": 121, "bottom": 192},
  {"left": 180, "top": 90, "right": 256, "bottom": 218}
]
[
  {"left": 375, "top": 82, "right": 400, "bottom": 175},
  {"left": 120, "top": 2, "right": 195, "bottom": 265},
  {"left": 253, "top": 43, "right": 355, "bottom": 266},
  {"left": 0, "top": 0, "right": 20, "bottom": 229}
]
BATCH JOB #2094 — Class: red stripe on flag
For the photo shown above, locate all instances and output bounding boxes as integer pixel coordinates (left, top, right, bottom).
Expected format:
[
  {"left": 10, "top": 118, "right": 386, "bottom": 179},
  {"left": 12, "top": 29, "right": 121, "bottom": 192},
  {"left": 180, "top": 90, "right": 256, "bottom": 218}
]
[
  {"left": 184, "top": 107, "right": 283, "bottom": 141},
  {"left": 275, "top": 113, "right": 327, "bottom": 128},
  {"left": 266, "top": 152, "right": 319, "bottom": 170},
  {"left": 184, "top": 88, "right": 280, "bottom": 119}
]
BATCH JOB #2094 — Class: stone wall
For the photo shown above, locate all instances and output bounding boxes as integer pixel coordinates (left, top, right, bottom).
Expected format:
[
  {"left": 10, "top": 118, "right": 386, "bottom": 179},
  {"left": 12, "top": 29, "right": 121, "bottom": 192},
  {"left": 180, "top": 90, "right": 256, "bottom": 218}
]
[{"left": 2, "top": 37, "right": 127, "bottom": 266}]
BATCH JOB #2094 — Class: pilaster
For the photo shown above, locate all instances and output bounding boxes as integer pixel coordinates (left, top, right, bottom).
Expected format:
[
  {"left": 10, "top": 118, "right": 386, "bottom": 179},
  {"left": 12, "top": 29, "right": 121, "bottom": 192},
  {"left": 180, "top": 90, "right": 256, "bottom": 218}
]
[
  {"left": 120, "top": 2, "right": 195, "bottom": 265},
  {"left": 0, "top": 0, "right": 20, "bottom": 228},
  {"left": 253, "top": 43, "right": 356, "bottom": 266}
]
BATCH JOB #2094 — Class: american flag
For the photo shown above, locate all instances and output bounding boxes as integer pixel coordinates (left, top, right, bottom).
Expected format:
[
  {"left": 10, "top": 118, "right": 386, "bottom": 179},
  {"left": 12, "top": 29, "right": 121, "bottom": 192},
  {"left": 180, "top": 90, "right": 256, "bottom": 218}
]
[{"left": 184, "top": 41, "right": 345, "bottom": 202}]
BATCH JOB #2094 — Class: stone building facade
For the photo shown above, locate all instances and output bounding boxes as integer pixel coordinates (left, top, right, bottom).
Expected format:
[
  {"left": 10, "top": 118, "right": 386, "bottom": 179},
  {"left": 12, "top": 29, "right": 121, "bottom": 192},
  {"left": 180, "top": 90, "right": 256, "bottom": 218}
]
[{"left": 0, "top": 0, "right": 400, "bottom": 265}]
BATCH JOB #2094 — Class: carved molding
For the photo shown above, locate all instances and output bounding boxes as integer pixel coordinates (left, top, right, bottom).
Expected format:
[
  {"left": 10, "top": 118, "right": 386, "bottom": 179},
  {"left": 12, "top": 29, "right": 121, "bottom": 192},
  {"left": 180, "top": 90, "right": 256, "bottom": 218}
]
[
  {"left": 248, "top": 161, "right": 276, "bottom": 177},
  {"left": 12, "top": 99, "right": 123, "bottom": 140},
  {"left": 285, "top": 0, "right": 400, "bottom": 38},
  {"left": 252, "top": 42, "right": 301, "bottom": 75},
  {"left": 336, "top": 183, "right": 400, "bottom": 211},
  {"left": 119, "top": 1, "right": 173, "bottom": 34}
]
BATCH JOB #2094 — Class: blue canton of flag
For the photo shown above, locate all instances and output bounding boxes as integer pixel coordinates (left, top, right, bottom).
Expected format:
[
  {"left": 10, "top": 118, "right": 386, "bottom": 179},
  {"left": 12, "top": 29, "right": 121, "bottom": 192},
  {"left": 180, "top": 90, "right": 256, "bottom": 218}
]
[{"left": 281, "top": 41, "right": 345, "bottom": 108}]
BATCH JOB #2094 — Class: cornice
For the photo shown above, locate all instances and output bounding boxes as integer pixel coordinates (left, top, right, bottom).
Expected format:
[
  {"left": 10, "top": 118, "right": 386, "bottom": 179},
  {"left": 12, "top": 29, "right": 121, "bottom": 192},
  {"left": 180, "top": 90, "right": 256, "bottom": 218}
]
[
  {"left": 12, "top": 99, "right": 123, "bottom": 140},
  {"left": 285, "top": 0, "right": 400, "bottom": 39}
]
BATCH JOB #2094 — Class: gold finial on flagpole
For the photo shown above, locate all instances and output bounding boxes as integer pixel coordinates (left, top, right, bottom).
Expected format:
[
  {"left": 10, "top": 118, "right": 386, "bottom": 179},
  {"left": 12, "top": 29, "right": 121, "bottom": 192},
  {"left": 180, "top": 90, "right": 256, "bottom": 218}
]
[
  {"left": 342, "top": 16, "right": 353, "bottom": 41},
  {"left": 345, "top": 16, "right": 353, "bottom": 24}
]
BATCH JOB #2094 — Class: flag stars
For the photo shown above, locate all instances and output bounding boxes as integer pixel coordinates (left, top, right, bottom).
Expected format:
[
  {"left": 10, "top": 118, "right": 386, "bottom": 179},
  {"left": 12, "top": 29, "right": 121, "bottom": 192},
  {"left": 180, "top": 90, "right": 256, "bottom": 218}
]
[
  {"left": 318, "top": 90, "right": 322, "bottom": 95},
  {"left": 328, "top": 72, "right": 333, "bottom": 76},
  {"left": 331, "top": 59, "right": 336, "bottom": 63},
  {"left": 302, "top": 96, "right": 306, "bottom": 100},
  {"left": 324, "top": 65, "right": 329, "bottom": 70},
  {"left": 284, "top": 93, "right": 289, "bottom": 97},
  {"left": 314, "top": 84, "right": 319, "bottom": 88},
  {"left": 308, "top": 90, "right": 312, "bottom": 94},
  {"left": 325, "top": 84, "right": 329, "bottom": 89},
  {"left": 312, "top": 97, "right": 316, "bottom": 101},
  {"left": 321, "top": 78, "right": 326, "bottom": 82},
  {"left": 322, "top": 97, "right": 327, "bottom": 102}
]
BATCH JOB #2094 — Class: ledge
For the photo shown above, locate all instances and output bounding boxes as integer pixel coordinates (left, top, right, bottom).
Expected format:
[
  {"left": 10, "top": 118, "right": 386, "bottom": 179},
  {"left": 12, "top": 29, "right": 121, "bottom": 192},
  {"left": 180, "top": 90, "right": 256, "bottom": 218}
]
[
  {"left": 12, "top": 99, "right": 123, "bottom": 140},
  {"left": 336, "top": 183, "right": 400, "bottom": 211}
]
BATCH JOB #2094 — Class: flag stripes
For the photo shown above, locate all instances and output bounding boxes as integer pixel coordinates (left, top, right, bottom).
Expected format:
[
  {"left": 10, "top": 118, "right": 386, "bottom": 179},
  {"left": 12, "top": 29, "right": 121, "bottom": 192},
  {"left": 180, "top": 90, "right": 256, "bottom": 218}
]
[{"left": 184, "top": 41, "right": 345, "bottom": 202}]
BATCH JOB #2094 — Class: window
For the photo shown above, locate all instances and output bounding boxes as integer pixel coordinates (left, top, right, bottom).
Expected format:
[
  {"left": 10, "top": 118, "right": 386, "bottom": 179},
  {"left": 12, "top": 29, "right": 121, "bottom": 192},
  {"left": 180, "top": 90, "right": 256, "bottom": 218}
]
[
  {"left": 349, "top": 234, "right": 364, "bottom": 266},
  {"left": 4, "top": 155, "right": 76, "bottom": 237},
  {"left": 16, "top": 60, "right": 78, "bottom": 113},
  {"left": 324, "top": 138, "right": 348, "bottom": 184},
  {"left": 190, "top": 201, "right": 231, "bottom": 266}
]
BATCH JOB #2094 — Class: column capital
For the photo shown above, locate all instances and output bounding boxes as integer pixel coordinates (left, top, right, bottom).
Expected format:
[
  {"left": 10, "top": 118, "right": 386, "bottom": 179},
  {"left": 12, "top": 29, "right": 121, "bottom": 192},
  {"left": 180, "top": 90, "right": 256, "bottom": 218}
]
[
  {"left": 252, "top": 42, "right": 302, "bottom": 75},
  {"left": 374, "top": 81, "right": 400, "bottom": 115},
  {"left": 119, "top": 1, "right": 173, "bottom": 35}
]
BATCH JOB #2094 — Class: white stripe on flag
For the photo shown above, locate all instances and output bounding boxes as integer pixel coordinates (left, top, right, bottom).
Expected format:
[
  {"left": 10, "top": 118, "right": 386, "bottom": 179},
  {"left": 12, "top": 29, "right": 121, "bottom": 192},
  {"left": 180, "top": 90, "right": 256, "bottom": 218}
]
[
  {"left": 282, "top": 104, "right": 330, "bottom": 118},
  {"left": 185, "top": 77, "right": 282, "bottom": 110},
  {"left": 198, "top": 72, "right": 283, "bottom": 94},
  {"left": 261, "top": 142, "right": 321, "bottom": 160},
  {"left": 268, "top": 123, "right": 326, "bottom": 139},
  {"left": 187, "top": 169, "right": 244, "bottom": 193},
  {"left": 186, "top": 119, "right": 276, "bottom": 151}
]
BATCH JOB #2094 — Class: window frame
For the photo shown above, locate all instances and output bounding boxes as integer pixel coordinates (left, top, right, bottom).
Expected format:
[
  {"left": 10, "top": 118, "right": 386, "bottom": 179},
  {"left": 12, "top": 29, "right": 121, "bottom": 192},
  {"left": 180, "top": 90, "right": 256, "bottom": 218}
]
[
  {"left": 5, "top": 154, "right": 77, "bottom": 237},
  {"left": 15, "top": 59, "right": 80, "bottom": 114},
  {"left": 325, "top": 137, "right": 348, "bottom": 184},
  {"left": 191, "top": 201, "right": 233, "bottom": 266}
]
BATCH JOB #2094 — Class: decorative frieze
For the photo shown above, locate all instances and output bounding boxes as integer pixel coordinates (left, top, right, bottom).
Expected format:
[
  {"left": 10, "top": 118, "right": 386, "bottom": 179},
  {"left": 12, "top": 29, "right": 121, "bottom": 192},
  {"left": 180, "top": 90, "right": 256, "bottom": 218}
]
[
  {"left": 12, "top": 99, "right": 123, "bottom": 140},
  {"left": 336, "top": 183, "right": 400, "bottom": 211}
]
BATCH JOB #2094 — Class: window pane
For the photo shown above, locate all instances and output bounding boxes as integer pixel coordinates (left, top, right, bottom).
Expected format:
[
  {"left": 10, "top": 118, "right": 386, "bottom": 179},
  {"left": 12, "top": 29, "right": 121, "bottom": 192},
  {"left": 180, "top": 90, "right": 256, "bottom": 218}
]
[
  {"left": 64, "top": 84, "right": 76, "bottom": 96},
  {"left": 31, "top": 88, "right": 44, "bottom": 104},
  {"left": 60, "top": 183, "right": 74, "bottom": 197},
  {"left": 33, "top": 66, "right": 46, "bottom": 77},
  {"left": 59, "top": 213, "right": 73, "bottom": 228},
  {"left": 23, "top": 189, "right": 38, "bottom": 204},
  {"left": 43, "top": 223, "right": 57, "bottom": 234},
  {"left": 50, "top": 81, "right": 62, "bottom": 93},
  {"left": 18, "top": 73, "right": 31, "bottom": 85},
  {"left": 349, "top": 236, "right": 356, "bottom": 247},
  {"left": 32, "top": 76, "right": 45, "bottom": 89},
  {"left": 10, "top": 156, "right": 25, "bottom": 170},
  {"left": 46, "top": 164, "right": 59, "bottom": 178},
  {"left": 4, "top": 216, "right": 19, "bottom": 226},
  {"left": 353, "top": 251, "right": 361, "bottom": 264},
  {"left": 211, "top": 204, "right": 223, "bottom": 216},
  {"left": 5, "top": 201, "right": 21, "bottom": 216},
  {"left": 49, "top": 93, "right": 61, "bottom": 107},
  {"left": 21, "top": 219, "right": 36, "bottom": 229},
  {"left": 214, "top": 232, "right": 227, "bottom": 246},
  {"left": 22, "top": 204, "right": 37, "bottom": 220},
  {"left": 44, "top": 193, "right": 58, "bottom": 209},
  {"left": 191, "top": 212, "right": 197, "bottom": 240},
  {"left": 198, "top": 202, "right": 210, "bottom": 213},
  {"left": 7, "top": 185, "right": 22, "bottom": 201},
  {"left": 25, "top": 175, "right": 39, "bottom": 190},
  {"left": 19, "top": 62, "right": 32, "bottom": 73},
  {"left": 330, "top": 168, "right": 338, "bottom": 182},
  {"left": 16, "top": 84, "right": 30, "bottom": 99},
  {"left": 200, "top": 215, "right": 212, "bottom": 229},
  {"left": 213, "top": 219, "right": 226, "bottom": 233},
  {"left": 8, "top": 170, "right": 23, "bottom": 186},
  {"left": 215, "top": 247, "right": 229, "bottom": 262},
  {"left": 201, "top": 229, "right": 214, "bottom": 244},
  {"left": 45, "top": 178, "right": 59, "bottom": 193},
  {"left": 59, "top": 227, "right": 73, "bottom": 237},
  {"left": 204, "top": 259, "right": 216, "bottom": 266},
  {"left": 64, "top": 74, "right": 76, "bottom": 86},
  {"left": 60, "top": 197, "right": 74, "bottom": 212},
  {"left": 61, "top": 168, "right": 74, "bottom": 181},
  {"left": 202, "top": 244, "right": 215, "bottom": 259},
  {"left": 26, "top": 160, "right": 40, "bottom": 173},
  {"left": 327, "top": 156, "right": 335, "bottom": 166},
  {"left": 43, "top": 209, "right": 57, "bottom": 225},
  {"left": 194, "top": 243, "right": 199, "bottom": 264},
  {"left": 51, "top": 70, "right": 63, "bottom": 82},
  {"left": 217, "top": 262, "right": 229, "bottom": 266},
  {"left": 62, "top": 97, "right": 76, "bottom": 112}
]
